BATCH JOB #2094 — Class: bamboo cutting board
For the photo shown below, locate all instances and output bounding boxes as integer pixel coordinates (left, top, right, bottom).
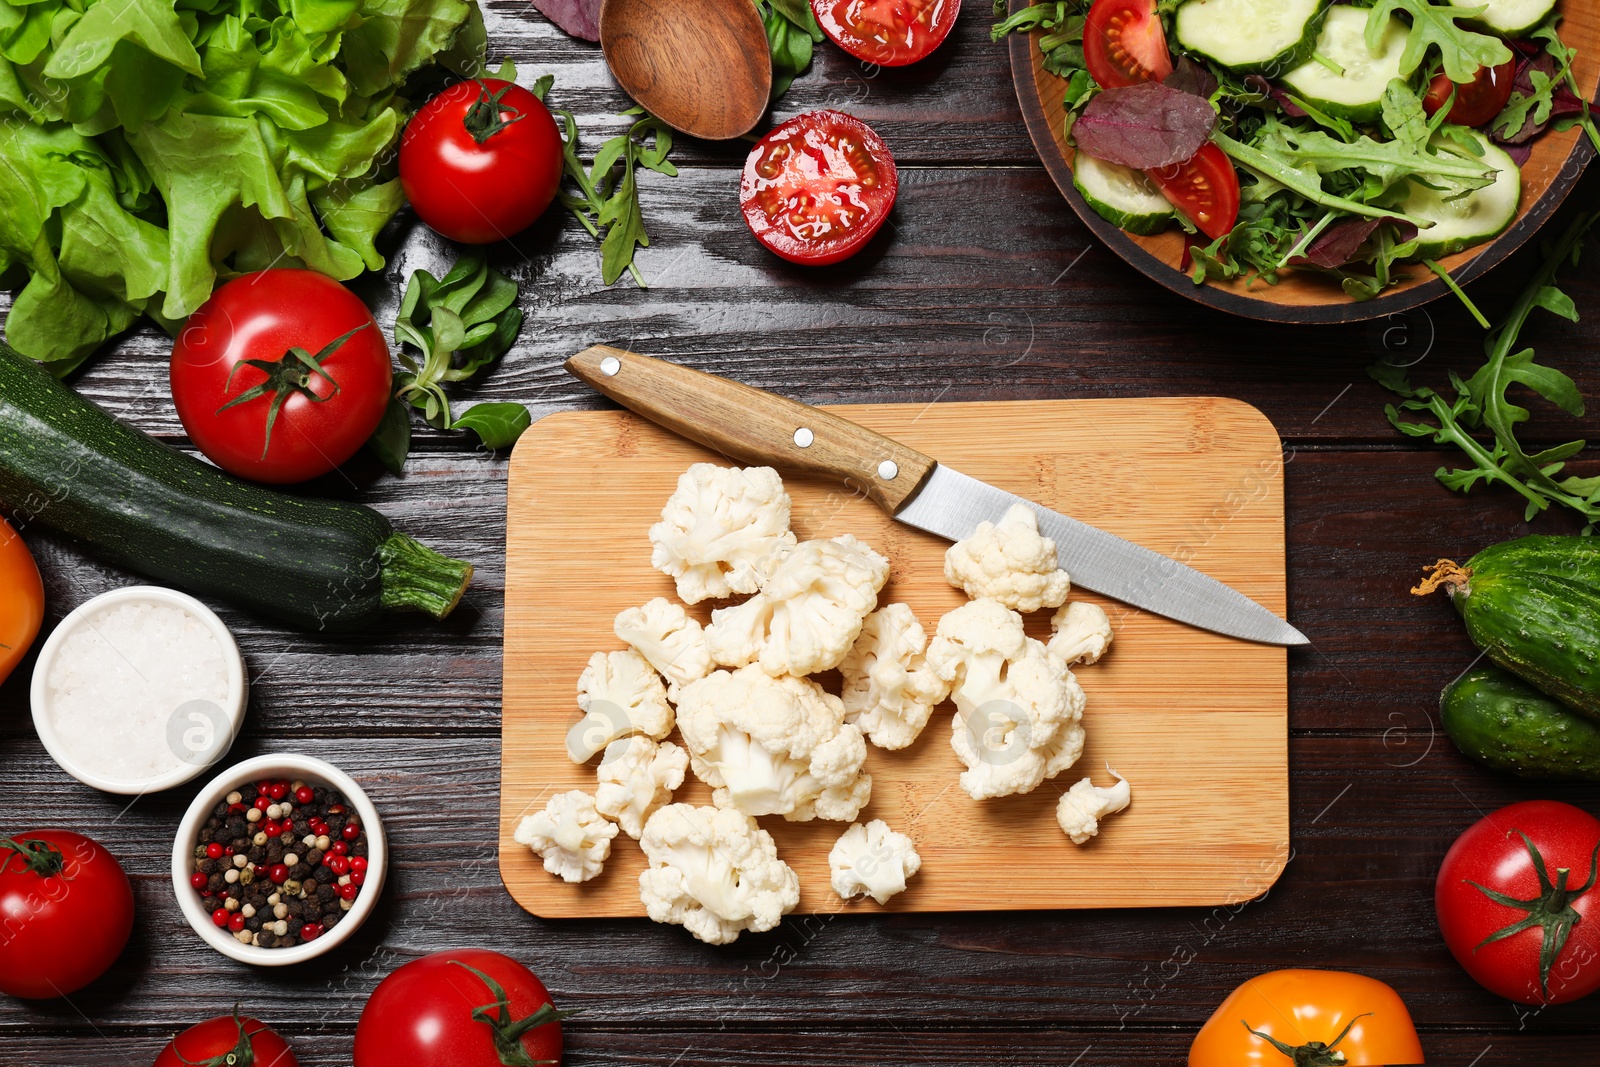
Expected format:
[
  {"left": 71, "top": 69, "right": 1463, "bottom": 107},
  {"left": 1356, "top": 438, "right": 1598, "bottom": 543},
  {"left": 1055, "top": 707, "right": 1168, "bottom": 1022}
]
[{"left": 501, "top": 398, "right": 1290, "bottom": 918}]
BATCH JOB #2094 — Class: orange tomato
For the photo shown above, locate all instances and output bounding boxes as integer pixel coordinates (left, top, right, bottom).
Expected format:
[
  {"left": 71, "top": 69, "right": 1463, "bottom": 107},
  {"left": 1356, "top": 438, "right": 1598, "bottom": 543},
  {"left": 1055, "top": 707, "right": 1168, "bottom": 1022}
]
[
  {"left": 1190, "top": 969, "right": 1424, "bottom": 1066},
  {"left": 0, "top": 517, "right": 44, "bottom": 688}
]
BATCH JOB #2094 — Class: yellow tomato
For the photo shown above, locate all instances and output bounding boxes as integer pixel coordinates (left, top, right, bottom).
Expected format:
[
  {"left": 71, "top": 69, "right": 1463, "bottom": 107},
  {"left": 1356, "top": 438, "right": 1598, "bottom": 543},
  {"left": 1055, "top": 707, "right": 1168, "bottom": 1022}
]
[
  {"left": 1190, "top": 969, "right": 1424, "bottom": 1066},
  {"left": 0, "top": 518, "right": 44, "bottom": 688}
]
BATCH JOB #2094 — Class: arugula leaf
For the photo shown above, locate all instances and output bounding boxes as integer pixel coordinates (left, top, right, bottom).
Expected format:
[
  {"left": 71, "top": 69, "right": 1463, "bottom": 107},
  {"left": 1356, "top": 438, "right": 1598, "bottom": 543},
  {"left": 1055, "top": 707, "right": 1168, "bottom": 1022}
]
[
  {"left": 1371, "top": 211, "right": 1600, "bottom": 529},
  {"left": 1366, "top": 0, "right": 1513, "bottom": 83},
  {"left": 378, "top": 251, "right": 527, "bottom": 468},
  {"left": 991, "top": 2, "right": 1097, "bottom": 114},
  {"left": 555, "top": 107, "right": 678, "bottom": 287},
  {"left": 1251, "top": 117, "right": 1494, "bottom": 192},
  {"left": 1214, "top": 129, "right": 1432, "bottom": 225}
]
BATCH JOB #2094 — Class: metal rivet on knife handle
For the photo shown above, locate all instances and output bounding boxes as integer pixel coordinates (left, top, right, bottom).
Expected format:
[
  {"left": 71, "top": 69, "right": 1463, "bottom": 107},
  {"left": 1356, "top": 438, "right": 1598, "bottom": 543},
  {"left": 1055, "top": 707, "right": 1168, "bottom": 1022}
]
[
  {"left": 600, "top": 356, "right": 621, "bottom": 377},
  {"left": 794, "top": 428, "right": 814, "bottom": 448},
  {"left": 878, "top": 460, "right": 898, "bottom": 480}
]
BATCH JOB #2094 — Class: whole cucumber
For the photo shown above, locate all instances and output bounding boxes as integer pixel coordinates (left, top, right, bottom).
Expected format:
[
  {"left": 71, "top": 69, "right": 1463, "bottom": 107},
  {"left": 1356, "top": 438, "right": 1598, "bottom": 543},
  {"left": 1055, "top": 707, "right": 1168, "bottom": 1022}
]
[
  {"left": 1441, "top": 665, "right": 1600, "bottom": 781},
  {"left": 0, "top": 343, "right": 472, "bottom": 631},
  {"left": 1418, "top": 536, "right": 1600, "bottom": 721}
]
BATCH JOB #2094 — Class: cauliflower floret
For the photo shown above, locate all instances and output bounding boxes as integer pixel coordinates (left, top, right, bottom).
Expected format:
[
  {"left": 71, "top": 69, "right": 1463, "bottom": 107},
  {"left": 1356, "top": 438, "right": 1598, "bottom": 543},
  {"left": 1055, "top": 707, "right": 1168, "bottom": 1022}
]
[
  {"left": 1056, "top": 768, "right": 1132, "bottom": 845},
  {"left": 595, "top": 736, "right": 691, "bottom": 839},
  {"left": 638, "top": 803, "right": 801, "bottom": 944},
  {"left": 614, "top": 597, "right": 713, "bottom": 699},
  {"left": 649, "top": 464, "right": 797, "bottom": 603},
  {"left": 944, "top": 502, "right": 1071, "bottom": 612},
  {"left": 1048, "top": 601, "right": 1114, "bottom": 665},
  {"left": 514, "top": 790, "right": 618, "bottom": 883},
  {"left": 706, "top": 535, "right": 890, "bottom": 677},
  {"left": 568, "top": 650, "right": 675, "bottom": 763},
  {"left": 675, "top": 665, "right": 872, "bottom": 822},
  {"left": 839, "top": 604, "right": 951, "bottom": 750},
  {"left": 926, "top": 598, "right": 1086, "bottom": 800},
  {"left": 828, "top": 819, "right": 922, "bottom": 905}
]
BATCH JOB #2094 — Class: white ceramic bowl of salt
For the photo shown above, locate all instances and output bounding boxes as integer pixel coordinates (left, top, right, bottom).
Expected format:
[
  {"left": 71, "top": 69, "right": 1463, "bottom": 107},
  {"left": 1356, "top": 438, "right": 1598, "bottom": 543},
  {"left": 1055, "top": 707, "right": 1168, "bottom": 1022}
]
[{"left": 31, "top": 586, "right": 247, "bottom": 794}]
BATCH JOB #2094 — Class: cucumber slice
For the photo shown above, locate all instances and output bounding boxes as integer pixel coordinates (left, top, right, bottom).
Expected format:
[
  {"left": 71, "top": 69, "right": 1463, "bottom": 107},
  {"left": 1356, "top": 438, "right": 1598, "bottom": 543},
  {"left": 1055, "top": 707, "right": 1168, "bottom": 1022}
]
[
  {"left": 1072, "top": 152, "right": 1175, "bottom": 236},
  {"left": 1473, "top": 0, "right": 1557, "bottom": 38},
  {"left": 1174, "top": 0, "right": 1327, "bottom": 74},
  {"left": 1280, "top": 7, "right": 1409, "bottom": 123},
  {"left": 1398, "top": 132, "right": 1521, "bottom": 259}
]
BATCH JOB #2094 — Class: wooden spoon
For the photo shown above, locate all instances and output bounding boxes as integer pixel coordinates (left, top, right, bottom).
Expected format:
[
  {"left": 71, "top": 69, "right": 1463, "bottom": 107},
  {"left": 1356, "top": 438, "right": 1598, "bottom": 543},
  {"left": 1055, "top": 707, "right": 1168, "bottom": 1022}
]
[{"left": 599, "top": 0, "right": 772, "bottom": 141}]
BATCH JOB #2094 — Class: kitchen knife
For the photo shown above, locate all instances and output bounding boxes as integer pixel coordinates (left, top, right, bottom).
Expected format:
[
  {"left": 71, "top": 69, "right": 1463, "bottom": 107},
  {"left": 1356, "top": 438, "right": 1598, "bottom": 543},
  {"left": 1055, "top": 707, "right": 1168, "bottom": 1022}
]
[{"left": 564, "top": 345, "right": 1307, "bottom": 647}]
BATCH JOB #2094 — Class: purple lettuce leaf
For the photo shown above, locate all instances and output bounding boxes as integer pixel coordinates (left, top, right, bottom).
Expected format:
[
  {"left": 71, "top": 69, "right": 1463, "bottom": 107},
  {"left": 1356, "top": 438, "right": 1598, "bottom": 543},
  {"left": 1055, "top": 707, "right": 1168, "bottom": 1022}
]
[
  {"left": 1287, "top": 217, "right": 1419, "bottom": 269},
  {"left": 1072, "top": 82, "right": 1218, "bottom": 170},
  {"left": 532, "top": 0, "right": 602, "bottom": 42}
]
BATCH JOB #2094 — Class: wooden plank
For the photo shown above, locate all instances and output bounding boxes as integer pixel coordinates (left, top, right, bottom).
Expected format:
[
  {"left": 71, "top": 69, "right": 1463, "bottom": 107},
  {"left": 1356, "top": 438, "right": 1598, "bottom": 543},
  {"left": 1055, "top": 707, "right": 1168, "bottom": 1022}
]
[{"left": 502, "top": 399, "right": 1289, "bottom": 918}]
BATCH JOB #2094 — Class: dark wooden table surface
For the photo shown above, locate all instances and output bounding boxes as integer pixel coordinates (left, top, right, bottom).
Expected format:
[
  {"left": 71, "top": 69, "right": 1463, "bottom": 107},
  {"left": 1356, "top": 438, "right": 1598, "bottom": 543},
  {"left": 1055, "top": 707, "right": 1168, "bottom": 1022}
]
[{"left": 5, "top": 3, "right": 1600, "bottom": 1064}]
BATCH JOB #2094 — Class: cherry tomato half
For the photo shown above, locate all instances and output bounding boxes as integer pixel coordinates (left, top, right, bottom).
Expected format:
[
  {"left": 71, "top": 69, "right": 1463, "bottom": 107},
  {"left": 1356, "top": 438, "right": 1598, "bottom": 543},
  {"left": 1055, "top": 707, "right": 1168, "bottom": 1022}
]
[
  {"left": 170, "top": 270, "right": 392, "bottom": 485},
  {"left": 0, "top": 517, "right": 43, "bottom": 689},
  {"left": 1437, "top": 799, "right": 1600, "bottom": 1005},
  {"left": 154, "top": 1013, "right": 299, "bottom": 1067},
  {"left": 740, "top": 110, "right": 899, "bottom": 267},
  {"left": 810, "top": 0, "right": 960, "bottom": 67},
  {"left": 0, "top": 830, "right": 133, "bottom": 999},
  {"left": 1423, "top": 57, "right": 1518, "bottom": 128},
  {"left": 400, "top": 78, "right": 564, "bottom": 245},
  {"left": 1189, "top": 969, "right": 1425, "bottom": 1067},
  {"left": 1084, "top": 0, "right": 1173, "bottom": 89},
  {"left": 354, "top": 949, "right": 566, "bottom": 1067},
  {"left": 1148, "top": 142, "right": 1240, "bottom": 241}
]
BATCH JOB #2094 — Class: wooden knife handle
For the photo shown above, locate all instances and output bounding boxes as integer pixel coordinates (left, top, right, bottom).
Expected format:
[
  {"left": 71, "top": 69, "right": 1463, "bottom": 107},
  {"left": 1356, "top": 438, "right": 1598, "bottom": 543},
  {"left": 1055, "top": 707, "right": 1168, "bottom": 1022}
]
[{"left": 564, "top": 345, "right": 937, "bottom": 513}]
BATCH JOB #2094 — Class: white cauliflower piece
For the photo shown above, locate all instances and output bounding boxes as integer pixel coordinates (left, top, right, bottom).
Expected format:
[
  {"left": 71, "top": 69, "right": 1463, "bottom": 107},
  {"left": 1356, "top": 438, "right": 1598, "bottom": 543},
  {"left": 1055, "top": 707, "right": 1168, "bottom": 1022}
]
[
  {"left": 944, "top": 502, "right": 1071, "bottom": 612},
  {"left": 1048, "top": 601, "right": 1114, "bottom": 665},
  {"left": 675, "top": 665, "right": 872, "bottom": 822},
  {"left": 595, "top": 736, "right": 691, "bottom": 839},
  {"left": 828, "top": 820, "right": 922, "bottom": 905},
  {"left": 1056, "top": 768, "right": 1132, "bottom": 845},
  {"left": 839, "top": 604, "right": 951, "bottom": 750},
  {"left": 706, "top": 534, "right": 890, "bottom": 677},
  {"left": 926, "top": 598, "right": 1086, "bottom": 800},
  {"left": 568, "top": 650, "right": 675, "bottom": 763},
  {"left": 513, "top": 790, "right": 618, "bottom": 883},
  {"left": 649, "top": 464, "right": 797, "bottom": 604},
  {"left": 614, "top": 597, "right": 713, "bottom": 699},
  {"left": 638, "top": 803, "right": 801, "bottom": 944}
]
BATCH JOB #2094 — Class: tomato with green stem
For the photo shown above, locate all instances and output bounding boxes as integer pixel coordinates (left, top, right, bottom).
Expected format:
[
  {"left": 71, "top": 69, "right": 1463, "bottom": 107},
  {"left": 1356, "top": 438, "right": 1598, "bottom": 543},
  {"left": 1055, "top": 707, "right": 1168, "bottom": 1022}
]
[
  {"left": 1083, "top": 0, "right": 1173, "bottom": 89},
  {"left": 809, "top": 0, "right": 960, "bottom": 67},
  {"left": 0, "top": 517, "right": 42, "bottom": 689},
  {"left": 1189, "top": 969, "right": 1424, "bottom": 1066},
  {"left": 0, "top": 831, "right": 133, "bottom": 999},
  {"left": 1437, "top": 799, "right": 1600, "bottom": 1005},
  {"left": 1149, "top": 143, "right": 1240, "bottom": 242},
  {"left": 154, "top": 1012, "right": 298, "bottom": 1067},
  {"left": 354, "top": 949, "right": 575, "bottom": 1067},
  {"left": 170, "top": 270, "right": 392, "bottom": 485}
]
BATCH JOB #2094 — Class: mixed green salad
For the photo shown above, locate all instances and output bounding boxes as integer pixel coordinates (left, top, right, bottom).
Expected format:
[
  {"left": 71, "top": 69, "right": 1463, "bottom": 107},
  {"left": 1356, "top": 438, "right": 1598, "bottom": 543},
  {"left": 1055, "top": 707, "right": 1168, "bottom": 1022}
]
[{"left": 995, "top": 0, "right": 1599, "bottom": 302}]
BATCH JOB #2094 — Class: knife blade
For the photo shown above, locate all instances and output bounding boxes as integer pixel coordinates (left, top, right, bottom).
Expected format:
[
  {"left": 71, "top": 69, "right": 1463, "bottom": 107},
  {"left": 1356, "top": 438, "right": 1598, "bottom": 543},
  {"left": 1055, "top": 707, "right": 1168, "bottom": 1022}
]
[{"left": 563, "top": 345, "right": 1306, "bottom": 646}]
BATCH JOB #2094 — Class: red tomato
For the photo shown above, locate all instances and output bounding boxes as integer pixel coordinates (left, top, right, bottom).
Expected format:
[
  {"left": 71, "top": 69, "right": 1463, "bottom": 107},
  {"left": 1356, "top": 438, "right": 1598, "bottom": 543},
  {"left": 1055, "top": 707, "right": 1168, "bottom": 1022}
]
[
  {"left": 0, "top": 517, "right": 43, "bottom": 689},
  {"left": 400, "top": 78, "right": 564, "bottom": 244},
  {"left": 1437, "top": 799, "right": 1600, "bottom": 1005},
  {"left": 1148, "top": 143, "right": 1240, "bottom": 241},
  {"left": 740, "top": 110, "right": 899, "bottom": 267},
  {"left": 810, "top": 0, "right": 959, "bottom": 67},
  {"left": 170, "top": 270, "right": 393, "bottom": 485},
  {"left": 354, "top": 949, "right": 568, "bottom": 1067},
  {"left": 1423, "top": 58, "right": 1518, "bottom": 128},
  {"left": 1084, "top": 0, "right": 1173, "bottom": 89},
  {"left": 0, "top": 830, "right": 133, "bottom": 999},
  {"left": 154, "top": 1013, "right": 299, "bottom": 1067}
]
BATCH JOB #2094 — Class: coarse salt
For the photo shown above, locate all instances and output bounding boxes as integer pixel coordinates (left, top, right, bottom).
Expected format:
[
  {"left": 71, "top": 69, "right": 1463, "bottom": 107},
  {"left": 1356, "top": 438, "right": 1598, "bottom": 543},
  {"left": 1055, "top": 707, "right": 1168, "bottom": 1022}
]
[{"left": 45, "top": 601, "right": 230, "bottom": 784}]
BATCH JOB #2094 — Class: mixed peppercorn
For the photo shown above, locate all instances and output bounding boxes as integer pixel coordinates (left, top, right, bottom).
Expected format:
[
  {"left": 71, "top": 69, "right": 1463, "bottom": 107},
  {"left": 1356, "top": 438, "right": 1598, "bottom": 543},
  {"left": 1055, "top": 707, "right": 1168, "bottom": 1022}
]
[{"left": 189, "top": 778, "right": 369, "bottom": 949}]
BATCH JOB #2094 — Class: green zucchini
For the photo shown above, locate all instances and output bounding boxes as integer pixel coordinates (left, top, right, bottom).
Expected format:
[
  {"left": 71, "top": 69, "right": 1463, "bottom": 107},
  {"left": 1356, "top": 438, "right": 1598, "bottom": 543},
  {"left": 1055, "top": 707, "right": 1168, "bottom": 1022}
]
[
  {"left": 1418, "top": 536, "right": 1600, "bottom": 722},
  {"left": 1073, "top": 153, "right": 1175, "bottom": 236},
  {"left": 1174, "top": 0, "right": 1327, "bottom": 74},
  {"left": 1442, "top": 665, "right": 1600, "bottom": 781},
  {"left": 0, "top": 343, "right": 472, "bottom": 631}
]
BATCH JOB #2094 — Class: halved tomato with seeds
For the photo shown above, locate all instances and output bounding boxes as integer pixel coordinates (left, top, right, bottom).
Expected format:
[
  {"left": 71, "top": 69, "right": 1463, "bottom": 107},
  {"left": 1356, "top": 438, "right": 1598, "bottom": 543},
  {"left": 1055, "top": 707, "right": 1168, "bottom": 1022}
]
[
  {"left": 740, "top": 110, "right": 899, "bottom": 266},
  {"left": 810, "top": 0, "right": 960, "bottom": 67},
  {"left": 1084, "top": 0, "right": 1173, "bottom": 89},
  {"left": 1148, "top": 143, "right": 1239, "bottom": 242}
]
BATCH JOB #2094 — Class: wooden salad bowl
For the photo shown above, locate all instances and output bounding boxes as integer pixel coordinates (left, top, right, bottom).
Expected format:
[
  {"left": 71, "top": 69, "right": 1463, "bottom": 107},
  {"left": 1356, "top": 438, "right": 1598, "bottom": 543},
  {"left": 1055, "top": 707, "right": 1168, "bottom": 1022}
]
[{"left": 1007, "top": 2, "right": 1600, "bottom": 323}]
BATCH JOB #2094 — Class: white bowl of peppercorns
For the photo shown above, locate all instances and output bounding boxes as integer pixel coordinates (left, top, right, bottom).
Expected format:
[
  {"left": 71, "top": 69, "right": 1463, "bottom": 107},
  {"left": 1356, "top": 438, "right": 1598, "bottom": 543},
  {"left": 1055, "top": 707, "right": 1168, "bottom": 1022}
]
[{"left": 172, "top": 753, "right": 386, "bottom": 966}]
